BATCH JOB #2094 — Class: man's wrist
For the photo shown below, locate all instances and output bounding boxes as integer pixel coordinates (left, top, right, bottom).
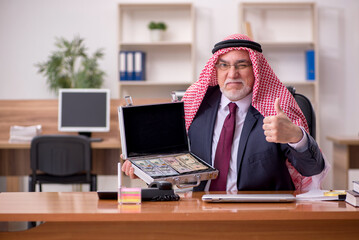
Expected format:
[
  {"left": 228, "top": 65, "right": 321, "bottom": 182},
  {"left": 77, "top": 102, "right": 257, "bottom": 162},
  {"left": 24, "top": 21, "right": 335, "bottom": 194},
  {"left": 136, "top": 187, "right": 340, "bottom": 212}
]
[
  {"left": 288, "top": 127, "right": 308, "bottom": 152},
  {"left": 290, "top": 126, "right": 304, "bottom": 144}
]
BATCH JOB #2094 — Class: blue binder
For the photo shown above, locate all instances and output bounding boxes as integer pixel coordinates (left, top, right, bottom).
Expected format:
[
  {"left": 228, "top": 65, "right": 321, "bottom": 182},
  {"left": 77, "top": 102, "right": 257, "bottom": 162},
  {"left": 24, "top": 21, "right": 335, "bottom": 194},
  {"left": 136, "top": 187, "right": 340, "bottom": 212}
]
[
  {"left": 119, "top": 51, "right": 127, "bottom": 81},
  {"left": 126, "top": 51, "right": 134, "bottom": 81},
  {"left": 134, "top": 51, "right": 146, "bottom": 81},
  {"left": 306, "top": 50, "right": 315, "bottom": 80}
]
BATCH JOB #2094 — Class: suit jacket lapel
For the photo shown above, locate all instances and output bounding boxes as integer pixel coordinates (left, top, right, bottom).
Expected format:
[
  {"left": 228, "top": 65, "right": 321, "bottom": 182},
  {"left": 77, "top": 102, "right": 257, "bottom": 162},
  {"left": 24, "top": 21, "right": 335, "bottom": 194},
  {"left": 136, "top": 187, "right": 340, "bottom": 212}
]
[
  {"left": 236, "top": 105, "right": 260, "bottom": 173},
  {"left": 201, "top": 87, "right": 221, "bottom": 164}
]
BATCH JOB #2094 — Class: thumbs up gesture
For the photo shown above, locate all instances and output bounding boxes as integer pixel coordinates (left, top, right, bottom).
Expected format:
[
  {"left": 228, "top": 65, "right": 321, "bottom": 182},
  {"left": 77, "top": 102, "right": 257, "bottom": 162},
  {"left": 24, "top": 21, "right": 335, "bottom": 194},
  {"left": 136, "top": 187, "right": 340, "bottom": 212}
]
[{"left": 262, "top": 98, "right": 303, "bottom": 144}]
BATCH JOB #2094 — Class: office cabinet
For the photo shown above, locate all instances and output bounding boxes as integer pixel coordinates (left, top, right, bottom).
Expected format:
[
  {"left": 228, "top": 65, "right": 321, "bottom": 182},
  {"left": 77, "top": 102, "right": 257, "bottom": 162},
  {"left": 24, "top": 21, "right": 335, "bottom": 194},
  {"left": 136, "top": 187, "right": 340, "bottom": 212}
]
[{"left": 118, "top": 3, "right": 195, "bottom": 99}]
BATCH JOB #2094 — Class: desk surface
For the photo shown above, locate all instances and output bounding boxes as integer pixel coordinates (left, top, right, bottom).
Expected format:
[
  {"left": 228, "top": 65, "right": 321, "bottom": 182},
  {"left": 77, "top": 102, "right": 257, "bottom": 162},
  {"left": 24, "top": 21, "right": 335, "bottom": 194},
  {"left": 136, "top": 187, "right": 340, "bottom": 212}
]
[
  {"left": 0, "top": 191, "right": 358, "bottom": 222},
  {"left": 327, "top": 135, "right": 359, "bottom": 145},
  {"left": 0, "top": 137, "right": 121, "bottom": 149},
  {"left": 1, "top": 192, "right": 359, "bottom": 240}
]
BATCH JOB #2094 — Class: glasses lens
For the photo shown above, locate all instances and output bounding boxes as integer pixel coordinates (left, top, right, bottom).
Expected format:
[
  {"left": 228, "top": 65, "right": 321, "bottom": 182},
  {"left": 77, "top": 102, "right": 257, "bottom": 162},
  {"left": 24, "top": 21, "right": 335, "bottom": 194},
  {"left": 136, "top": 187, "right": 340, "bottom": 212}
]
[{"left": 216, "top": 63, "right": 252, "bottom": 71}]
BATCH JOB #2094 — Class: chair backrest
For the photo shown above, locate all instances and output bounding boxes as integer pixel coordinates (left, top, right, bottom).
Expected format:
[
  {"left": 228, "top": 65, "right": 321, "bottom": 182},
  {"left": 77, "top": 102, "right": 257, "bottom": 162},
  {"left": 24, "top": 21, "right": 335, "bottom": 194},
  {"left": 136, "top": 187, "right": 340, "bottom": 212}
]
[
  {"left": 30, "top": 135, "right": 91, "bottom": 177},
  {"left": 286, "top": 86, "right": 316, "bottom": 139}
]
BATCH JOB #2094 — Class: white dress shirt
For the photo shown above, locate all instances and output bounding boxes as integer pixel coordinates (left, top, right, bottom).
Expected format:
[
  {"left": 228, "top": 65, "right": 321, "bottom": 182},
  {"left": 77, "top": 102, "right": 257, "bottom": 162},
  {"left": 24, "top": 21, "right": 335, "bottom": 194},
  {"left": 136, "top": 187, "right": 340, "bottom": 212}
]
[{"left": 205, "top": 93, "right": 308, "bottom": 192}]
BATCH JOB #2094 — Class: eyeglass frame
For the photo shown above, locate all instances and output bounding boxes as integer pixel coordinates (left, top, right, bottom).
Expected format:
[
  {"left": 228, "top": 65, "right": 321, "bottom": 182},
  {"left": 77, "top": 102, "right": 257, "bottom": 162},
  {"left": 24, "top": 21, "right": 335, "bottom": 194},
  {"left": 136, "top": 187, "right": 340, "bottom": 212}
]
[{"left": 215, "top": 60, "right": 252, "bottom": 71}]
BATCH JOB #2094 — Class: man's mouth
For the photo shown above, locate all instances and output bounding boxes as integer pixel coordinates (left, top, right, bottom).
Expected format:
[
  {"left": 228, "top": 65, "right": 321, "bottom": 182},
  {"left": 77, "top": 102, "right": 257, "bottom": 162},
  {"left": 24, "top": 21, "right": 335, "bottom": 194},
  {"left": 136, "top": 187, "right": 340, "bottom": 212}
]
[{"left": 225, "top": 80, "right": 244, "bottom": 88}]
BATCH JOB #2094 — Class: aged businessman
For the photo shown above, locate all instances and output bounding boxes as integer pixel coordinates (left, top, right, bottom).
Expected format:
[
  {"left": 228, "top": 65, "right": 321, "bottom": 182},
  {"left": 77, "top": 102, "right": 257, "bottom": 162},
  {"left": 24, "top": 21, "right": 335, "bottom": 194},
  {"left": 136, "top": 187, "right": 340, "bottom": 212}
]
[
  {"left": 123, "top": 34, "right": 326, "bottom": 191},
  {"left": 182, "top": 33, "right": 326, "bottom": 192}
]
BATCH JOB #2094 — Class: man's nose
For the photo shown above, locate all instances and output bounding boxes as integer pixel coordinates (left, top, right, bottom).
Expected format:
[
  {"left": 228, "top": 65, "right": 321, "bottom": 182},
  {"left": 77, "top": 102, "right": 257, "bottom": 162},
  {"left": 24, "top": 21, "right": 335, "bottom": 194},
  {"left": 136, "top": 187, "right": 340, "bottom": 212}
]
[{"left": 227, "top": 65, "right": 240, "bottom": 78}]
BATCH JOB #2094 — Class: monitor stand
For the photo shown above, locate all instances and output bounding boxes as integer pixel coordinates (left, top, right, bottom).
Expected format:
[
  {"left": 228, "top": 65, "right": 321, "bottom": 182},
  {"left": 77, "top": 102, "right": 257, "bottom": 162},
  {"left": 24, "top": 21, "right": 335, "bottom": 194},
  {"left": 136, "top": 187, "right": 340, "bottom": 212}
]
[
  {"left": 79, "top": 132, "right": 92, "bottom": 138},
  {"left": 78, "top": 132, "right": 103, "bottom": 142}
]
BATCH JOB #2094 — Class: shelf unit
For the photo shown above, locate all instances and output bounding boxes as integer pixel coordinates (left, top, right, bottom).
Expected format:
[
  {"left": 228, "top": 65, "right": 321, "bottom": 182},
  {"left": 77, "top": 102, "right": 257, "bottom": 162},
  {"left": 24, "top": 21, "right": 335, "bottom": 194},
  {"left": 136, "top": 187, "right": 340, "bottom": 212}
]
[
  {"left": 239, "top": 2, "right": 320, "bottom": 139},
  {"left": 118, "top": 3, "right": 195, "bottom": 99}
]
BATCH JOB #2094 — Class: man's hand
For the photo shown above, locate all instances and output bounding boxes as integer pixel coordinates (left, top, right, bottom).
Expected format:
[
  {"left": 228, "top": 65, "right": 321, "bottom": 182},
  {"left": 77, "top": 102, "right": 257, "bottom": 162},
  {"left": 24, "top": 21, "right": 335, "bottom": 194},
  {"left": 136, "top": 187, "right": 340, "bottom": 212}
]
[
  {"left": 121, "top": 154, "right": 139, "bottom": 179},
  {"left": 262, "top": 98, "right": 303, "bottom": 144}
]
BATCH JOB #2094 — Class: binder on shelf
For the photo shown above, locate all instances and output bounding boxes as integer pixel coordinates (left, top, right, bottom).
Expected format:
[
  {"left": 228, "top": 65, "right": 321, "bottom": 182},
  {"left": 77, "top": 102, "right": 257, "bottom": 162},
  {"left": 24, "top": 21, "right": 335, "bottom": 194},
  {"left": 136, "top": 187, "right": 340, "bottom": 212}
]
[
  {"left": 119, "top": 51, "right": 127, "bottom": 81},
  {"left": 306, "top": 50, "right": 315, "bottom": 80},
  {"left": 134, "top": 51, "right": 146, "bottom": 81},
  {"left": 119, "top": 50, "right": 146, "bottom": 81},
  {"left": 127, "top": 51, "right": 134, "bottom": 81}
]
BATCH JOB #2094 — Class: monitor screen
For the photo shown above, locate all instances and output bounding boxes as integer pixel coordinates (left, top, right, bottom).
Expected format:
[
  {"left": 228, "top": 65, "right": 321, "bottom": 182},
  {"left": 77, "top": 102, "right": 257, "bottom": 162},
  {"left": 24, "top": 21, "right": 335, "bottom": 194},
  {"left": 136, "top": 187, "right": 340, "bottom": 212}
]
[{"left": 58, "top": 89, "right": 110, "bottom": 135}]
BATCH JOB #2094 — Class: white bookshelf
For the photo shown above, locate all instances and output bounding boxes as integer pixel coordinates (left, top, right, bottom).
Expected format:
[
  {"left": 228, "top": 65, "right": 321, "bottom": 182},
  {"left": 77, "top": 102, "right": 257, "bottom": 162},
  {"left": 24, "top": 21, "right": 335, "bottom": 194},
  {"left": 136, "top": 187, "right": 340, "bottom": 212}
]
[
  {"left": 239, "top": 2, "right": 320, "bottom": 139},
  {"left": 118, "top": 3, "right": 195, "bottom": 99}
]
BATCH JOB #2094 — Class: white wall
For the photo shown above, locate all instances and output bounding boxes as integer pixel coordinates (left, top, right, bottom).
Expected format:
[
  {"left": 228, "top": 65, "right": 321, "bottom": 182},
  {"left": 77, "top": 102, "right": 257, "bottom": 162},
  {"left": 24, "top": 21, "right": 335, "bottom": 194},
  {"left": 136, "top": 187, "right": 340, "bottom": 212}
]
[
  {"left": 1, "top": 0, "right": 359, "bottom": 189},
  {"left": 315, "top": 0, "right": 359, "bottom": 188},
  {"left": 0, "top": 0, "right": 119, "bottom": 99}
]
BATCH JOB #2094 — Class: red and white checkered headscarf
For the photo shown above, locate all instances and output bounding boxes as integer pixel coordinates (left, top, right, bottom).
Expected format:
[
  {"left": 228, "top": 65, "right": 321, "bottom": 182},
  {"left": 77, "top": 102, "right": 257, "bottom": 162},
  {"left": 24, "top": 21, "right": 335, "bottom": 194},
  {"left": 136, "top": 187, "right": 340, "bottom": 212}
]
[{"left": 183, "top": 33, "right": 311, "bottom": 191}]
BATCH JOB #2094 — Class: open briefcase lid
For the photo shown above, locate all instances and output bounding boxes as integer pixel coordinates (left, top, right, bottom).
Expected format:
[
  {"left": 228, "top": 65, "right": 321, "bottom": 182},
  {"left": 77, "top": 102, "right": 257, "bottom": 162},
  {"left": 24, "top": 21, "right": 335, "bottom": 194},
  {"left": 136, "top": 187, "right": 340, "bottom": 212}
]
[{"left": 118, "top": 102, "right": 188, "bottom": 159}]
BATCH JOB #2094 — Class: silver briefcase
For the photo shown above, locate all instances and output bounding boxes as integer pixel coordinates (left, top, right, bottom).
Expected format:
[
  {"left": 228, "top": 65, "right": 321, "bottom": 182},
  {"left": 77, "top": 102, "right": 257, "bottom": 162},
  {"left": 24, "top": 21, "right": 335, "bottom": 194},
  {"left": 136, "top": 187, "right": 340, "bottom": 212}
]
[{"left": 118, "top": 101, "right": 218, "bottom": 188}]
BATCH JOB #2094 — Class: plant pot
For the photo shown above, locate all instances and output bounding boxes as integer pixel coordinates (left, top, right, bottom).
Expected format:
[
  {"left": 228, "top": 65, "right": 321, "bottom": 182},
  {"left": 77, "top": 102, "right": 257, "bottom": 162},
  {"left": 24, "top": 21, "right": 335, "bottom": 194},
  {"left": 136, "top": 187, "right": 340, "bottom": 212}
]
[{"left": 150, "top": 29, "right": 165, "bottom": 42}]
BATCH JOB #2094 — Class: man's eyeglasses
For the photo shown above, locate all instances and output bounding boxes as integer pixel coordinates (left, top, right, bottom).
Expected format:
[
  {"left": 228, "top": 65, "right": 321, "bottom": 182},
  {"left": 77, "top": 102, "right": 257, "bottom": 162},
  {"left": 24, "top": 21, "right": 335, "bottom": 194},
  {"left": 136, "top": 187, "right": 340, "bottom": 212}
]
[{"left": 215, "top": 62, "right": 252, "bottom": 71}]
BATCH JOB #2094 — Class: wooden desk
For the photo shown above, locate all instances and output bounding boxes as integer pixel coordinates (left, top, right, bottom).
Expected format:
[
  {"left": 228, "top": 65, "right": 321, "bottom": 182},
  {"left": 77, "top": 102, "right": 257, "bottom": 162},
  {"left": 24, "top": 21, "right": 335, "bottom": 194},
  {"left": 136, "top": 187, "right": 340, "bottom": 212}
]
[
  {"left": 0, "top": 98, "right": 170, "bottom": 191},
  {"left": 0, "top": 191, "right": 358, "bottom": 240},
  {"left": 327, "top": 136, "right": 359, "bottom": 189}
]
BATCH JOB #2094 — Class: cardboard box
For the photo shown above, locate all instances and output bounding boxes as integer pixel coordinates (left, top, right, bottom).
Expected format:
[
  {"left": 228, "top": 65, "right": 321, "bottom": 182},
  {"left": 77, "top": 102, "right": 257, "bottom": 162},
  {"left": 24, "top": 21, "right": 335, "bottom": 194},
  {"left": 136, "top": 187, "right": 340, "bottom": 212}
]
[{"left": 118, "top": 102, "right": 218, "bottom": 188}]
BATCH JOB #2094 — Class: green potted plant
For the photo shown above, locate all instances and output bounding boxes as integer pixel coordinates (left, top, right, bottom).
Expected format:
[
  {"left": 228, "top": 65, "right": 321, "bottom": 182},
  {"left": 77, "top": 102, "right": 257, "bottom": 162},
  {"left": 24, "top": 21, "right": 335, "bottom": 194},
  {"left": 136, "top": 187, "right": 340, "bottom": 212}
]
[
  {"left": 148, "top": 21, "right": 167, "bottom": 41},
  {"left": 36, "top": 36, "right": 105, "bottom": 94}
]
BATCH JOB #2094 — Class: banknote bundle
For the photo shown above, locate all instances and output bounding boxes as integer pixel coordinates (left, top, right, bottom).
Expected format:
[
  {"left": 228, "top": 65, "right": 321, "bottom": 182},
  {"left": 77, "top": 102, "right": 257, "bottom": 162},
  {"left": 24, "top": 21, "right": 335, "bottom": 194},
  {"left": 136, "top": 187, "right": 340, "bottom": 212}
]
[{"left": 132, "top": 153, "right": 209, "bottom": 177}]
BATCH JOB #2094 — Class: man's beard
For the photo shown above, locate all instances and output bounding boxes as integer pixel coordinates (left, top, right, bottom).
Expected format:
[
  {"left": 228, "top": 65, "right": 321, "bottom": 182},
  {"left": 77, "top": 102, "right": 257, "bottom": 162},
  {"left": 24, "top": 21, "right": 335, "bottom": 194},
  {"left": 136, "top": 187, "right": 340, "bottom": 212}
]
[{"left": 220, "top": 79, "right": 252, "bottom": 101}]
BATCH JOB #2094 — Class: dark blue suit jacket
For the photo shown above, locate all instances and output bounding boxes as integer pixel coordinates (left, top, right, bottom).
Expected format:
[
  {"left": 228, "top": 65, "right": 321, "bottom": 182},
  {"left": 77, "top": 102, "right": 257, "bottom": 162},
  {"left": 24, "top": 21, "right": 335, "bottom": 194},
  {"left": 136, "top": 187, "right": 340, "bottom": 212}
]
[{"left": 188, "top": 86, "right": 325, "bottom": 191}]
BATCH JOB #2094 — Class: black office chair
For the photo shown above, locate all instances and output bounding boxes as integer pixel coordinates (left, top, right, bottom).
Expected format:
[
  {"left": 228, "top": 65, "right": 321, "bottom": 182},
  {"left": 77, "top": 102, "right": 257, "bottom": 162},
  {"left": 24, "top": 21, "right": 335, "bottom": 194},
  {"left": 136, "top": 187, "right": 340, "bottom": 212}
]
[
  {"left": 28, "top": 135, "right": 97, "bottom": 192},
  {"left": 286, "top": 86, "right": 316, "bottom": 139}
]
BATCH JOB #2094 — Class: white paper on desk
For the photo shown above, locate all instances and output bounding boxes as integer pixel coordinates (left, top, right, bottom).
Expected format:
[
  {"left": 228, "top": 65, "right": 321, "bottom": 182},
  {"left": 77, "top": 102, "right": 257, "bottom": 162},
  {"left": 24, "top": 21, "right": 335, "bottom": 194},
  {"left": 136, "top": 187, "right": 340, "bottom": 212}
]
[
  {"left": 9, "top": 125, "right": 42, "bottom": 143},
  {"left": 295, "top": 190, "right": 340, "bottom": 201}
]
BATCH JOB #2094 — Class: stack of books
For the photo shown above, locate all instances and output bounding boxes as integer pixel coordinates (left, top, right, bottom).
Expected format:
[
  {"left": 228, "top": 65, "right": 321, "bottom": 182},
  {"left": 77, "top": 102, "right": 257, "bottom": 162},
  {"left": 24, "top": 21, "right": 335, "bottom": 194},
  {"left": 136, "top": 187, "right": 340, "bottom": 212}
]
[
  {"left": 119, "top": 51, "right": 146, "bottom": 81},
  {"left": 346, "top": 181, "right": 359, "bottom": 207},
  {"left": 9, "top": 125, "right": 42, "bottom": 143}
]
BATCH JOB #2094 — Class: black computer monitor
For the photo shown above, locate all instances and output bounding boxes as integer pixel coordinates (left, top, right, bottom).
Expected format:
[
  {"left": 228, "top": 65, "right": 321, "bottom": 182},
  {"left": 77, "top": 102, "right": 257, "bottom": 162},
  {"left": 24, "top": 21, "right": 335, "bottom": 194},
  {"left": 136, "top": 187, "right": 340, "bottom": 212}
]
[{"left": 58, "top": 89, "right": 110, "bottom": 138}]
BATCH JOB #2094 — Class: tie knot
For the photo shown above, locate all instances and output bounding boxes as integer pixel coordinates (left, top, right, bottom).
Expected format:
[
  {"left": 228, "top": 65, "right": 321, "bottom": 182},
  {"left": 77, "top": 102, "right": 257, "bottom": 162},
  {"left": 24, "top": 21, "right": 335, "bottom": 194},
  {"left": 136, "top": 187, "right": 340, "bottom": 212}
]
[{"left": 228, "top": 102, "right": 237, "bottom": 114}]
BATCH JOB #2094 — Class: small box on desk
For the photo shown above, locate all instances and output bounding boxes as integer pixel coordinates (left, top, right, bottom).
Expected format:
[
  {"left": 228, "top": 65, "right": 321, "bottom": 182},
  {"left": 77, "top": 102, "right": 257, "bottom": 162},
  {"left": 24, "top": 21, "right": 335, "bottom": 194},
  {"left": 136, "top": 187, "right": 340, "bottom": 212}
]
[{"left": 118, "top": 102, "right": 218, "bottom": 188}]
